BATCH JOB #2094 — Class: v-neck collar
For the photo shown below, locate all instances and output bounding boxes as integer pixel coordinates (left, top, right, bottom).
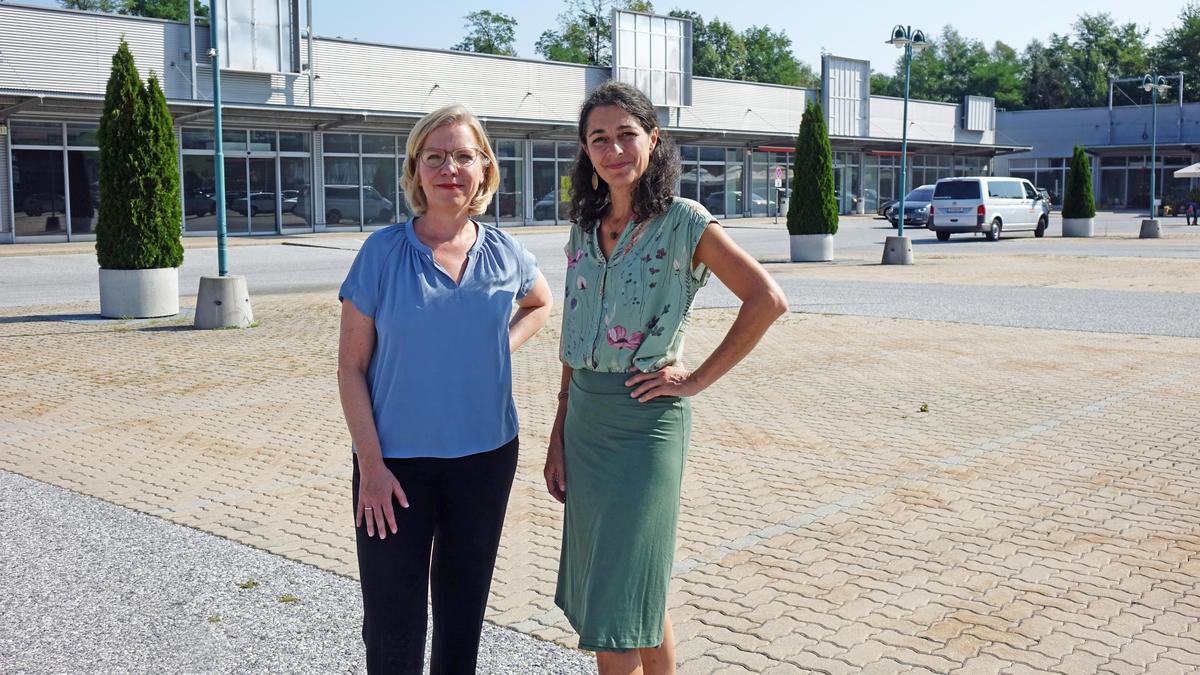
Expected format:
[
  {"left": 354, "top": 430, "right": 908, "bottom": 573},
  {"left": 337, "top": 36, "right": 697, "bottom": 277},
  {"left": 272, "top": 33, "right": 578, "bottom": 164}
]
[
  {"left": 591, "top": 217, "right": 638, "bottom": 266},
  {"left": 405, "top": 217, "right": 484, "bottom": 286}
]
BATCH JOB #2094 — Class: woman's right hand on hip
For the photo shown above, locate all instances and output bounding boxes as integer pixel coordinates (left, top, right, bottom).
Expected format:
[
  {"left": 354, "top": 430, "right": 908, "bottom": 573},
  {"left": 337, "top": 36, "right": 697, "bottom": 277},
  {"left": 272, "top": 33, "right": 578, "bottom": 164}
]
[
  {"left": 544, "top": 435, "right": 567, "bottom": 504},
  {"left": 357, "top": 461, "right": 409, "bottom": 538}
]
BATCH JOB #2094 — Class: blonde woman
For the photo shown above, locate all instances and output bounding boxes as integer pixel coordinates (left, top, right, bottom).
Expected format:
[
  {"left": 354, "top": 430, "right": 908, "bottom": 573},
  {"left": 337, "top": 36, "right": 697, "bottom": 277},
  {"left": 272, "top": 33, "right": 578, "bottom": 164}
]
[{"left": 338, "top": 105, "right": 552, "bottom": 673}]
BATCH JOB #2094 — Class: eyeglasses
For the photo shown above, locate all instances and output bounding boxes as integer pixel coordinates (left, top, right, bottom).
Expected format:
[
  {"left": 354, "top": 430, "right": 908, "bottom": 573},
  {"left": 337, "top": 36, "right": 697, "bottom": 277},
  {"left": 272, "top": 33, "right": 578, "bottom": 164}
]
[{"left": 417, "top": 147, "right": 490, "bottom": 169}]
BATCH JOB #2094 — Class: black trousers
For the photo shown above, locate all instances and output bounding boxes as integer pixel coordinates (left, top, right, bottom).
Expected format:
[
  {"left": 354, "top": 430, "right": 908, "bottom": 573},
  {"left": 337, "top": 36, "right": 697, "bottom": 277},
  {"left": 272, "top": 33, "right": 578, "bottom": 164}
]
[{"left": 353, "top": 436, "right": 519, "bottom": 674}]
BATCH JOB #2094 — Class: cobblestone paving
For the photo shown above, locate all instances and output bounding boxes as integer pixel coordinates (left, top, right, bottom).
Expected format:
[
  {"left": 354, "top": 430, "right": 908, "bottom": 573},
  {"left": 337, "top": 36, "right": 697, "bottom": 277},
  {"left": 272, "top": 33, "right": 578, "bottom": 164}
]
[{"left": 2, "top": 287, "right": 1199, "bottom": 673}]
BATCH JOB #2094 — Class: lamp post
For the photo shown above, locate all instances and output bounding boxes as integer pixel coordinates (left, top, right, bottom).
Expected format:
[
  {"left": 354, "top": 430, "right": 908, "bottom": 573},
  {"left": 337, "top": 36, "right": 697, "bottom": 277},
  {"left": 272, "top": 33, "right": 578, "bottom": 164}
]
[
  {"left": 882, "top": 24, "right": 929, "bottom": 265},
  {"left": 1140, "top": 74, "right": 1171, "bottom": 239},
  {"left": 194, "top": 0, "right": 255, "bottom": 329}
]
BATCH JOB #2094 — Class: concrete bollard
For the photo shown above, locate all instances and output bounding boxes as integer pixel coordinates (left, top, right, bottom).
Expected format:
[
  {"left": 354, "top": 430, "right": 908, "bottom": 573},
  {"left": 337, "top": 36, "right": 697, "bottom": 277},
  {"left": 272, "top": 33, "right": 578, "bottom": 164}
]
[
  {"left": 194, "top": 275, "right": 254, "bottom": 330},
  {"left": 1139, "top": 219, "right": 1161, "bottom": 239},
  {"left": 881, "top": 235, "right": 914, "bottom": 265}
]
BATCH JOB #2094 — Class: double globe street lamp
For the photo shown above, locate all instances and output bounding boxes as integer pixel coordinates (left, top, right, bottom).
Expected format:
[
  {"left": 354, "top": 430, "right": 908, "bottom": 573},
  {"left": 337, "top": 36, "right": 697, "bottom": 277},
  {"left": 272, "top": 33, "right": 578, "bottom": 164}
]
[
  {"left": 1140, "top": 74, "right": 1172, "bottom": 239},
  {"left": 882, "top": 24, "right": 929, "bottom": 265}
]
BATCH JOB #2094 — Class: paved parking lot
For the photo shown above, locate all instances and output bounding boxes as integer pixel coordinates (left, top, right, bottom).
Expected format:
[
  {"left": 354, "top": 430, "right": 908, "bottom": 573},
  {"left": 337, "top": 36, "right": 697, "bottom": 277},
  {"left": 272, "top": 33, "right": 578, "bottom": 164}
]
[{"left": 2, "top": 221, "right": 1199, "bottom": 673}]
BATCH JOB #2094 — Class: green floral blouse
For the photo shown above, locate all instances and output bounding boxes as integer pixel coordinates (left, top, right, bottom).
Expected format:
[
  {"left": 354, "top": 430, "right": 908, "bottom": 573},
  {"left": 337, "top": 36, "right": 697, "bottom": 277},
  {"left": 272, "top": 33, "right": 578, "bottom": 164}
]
[{"left": 560, "top": 197, "right": 714, "bottom": 373}]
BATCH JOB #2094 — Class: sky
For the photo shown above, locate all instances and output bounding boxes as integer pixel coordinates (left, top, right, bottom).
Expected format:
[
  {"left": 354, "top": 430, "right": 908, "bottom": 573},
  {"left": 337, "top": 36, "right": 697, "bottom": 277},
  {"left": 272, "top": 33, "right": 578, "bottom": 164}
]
[
  {"left": 306, "top": 0, "right": 1192, "bottom": 75},
  {"left": 16, "top": 0, "right": 1193, "bottom": 75}
]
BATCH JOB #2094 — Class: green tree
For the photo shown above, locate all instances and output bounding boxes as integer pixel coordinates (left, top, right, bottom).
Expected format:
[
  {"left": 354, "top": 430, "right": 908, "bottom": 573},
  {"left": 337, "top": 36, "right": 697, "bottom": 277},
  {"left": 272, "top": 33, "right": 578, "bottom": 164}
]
[
  {"left": 668, "top": 11, "right": 745, "bottom": 80},
  {"left": 1068, "top": 14, "right": 1151, "bottom": 107},
  {"left": 1062, "top": 145, "right": 1095, "bottom": 219},
  {"left": 536, "top": 0, "right": 652, "bottom": 65},
  {"left": 1153, "top": 2, "right": 1200, "bottom": 103},
  {"left": 741, "top": 25, "right": 818, "bottom": 88},
  {"left": 972, "top": 42, "right": 1024, "bottom": 110},
  {"left": 452, "top": 10, "right": 518, "bottom": 56},
  {"left": 787, "top": 101, "right": 838, "bottom": 236},
  {"left": 668, "top": 11, "right": 816, "bottom": 87},
  {"left": 96, "top": 40, "right": 182, "bottom": 270},
  {"left": 60, "top": 0, "right": 207, "bottom": 21},
  {"left": 1022, "top": 37, "right": 1074, "bottom": 110}
]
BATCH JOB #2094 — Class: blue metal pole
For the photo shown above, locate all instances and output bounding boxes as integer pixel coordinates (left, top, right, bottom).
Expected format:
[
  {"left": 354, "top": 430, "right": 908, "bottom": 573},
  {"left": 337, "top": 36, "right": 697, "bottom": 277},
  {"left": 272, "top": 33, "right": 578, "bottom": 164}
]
[
  {"left": 209, "top": 0, "right": 228, "bottom": 277},
  {"left": 897, "top": 37, "right": 912, "bottom": 238},
  {"left": 1150, "top": 85, "right": 1158, "bottom": 222}
]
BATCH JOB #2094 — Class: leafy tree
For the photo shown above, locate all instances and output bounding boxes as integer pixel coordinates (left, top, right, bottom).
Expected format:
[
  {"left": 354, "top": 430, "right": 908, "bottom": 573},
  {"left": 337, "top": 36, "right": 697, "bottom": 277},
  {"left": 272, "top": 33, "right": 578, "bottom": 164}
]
[
  {"left": 669, "top": 10, "right": 745, "bottom": 80},
  {"left": 1153, "top": 2, "right": 1200, "bottom": 103},
  {"left": 452, "top": 10, "right": 518, "bottom": 57},
  {"left": 1022, "top": 37, "right": 1074, "bottom": 110},
  {"left": 1068, "top": 14, "right": 1150, "bottom": 107},
  {"left": 1062, "top": 145, "right": 1095, "bottom": 219},
  {"left": 536, "top": 0, "right": 653, "bottom": 65},
  {"left": 96, "top": 41, "right": 183, "bottom": 270},
  {"left": 787, "top": 101, "right": 838, "bottom": 236},
  {"left": 668, "top": 11, "right": 817, "bottom": 87},
  {"left": 60, "top": 0, "right": 207, "bottom": 21},
  {"left": 741, "top": 25, "right": 818, "bottom": 88}
]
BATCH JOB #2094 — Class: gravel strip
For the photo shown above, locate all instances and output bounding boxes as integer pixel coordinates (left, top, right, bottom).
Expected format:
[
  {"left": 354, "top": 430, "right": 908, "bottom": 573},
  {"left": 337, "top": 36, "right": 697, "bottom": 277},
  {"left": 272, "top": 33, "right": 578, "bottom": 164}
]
[{"left": 0, "top": 470, "right": 595, "bottom": 674}]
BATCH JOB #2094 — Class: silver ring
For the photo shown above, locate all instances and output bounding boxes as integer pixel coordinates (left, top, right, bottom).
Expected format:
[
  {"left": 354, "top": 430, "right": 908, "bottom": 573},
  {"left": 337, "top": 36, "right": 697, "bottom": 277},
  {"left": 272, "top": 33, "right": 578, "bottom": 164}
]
[{"left": 364, "top": 506, "right": 374, "bottom": 511}]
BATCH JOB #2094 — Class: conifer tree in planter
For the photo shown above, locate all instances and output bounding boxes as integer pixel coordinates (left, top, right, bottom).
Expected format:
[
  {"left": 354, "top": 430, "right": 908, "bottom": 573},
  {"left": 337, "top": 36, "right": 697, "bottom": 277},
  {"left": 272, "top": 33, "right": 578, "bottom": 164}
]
[
  {"left": 96, "top": 40, "right": 183, "bottom": 318},
  {"left": 1061, "top": 145, "right": 1095, "bottom": 238},
  {"left": 787, "top": 100, "right": 838, "bottom": 261}
]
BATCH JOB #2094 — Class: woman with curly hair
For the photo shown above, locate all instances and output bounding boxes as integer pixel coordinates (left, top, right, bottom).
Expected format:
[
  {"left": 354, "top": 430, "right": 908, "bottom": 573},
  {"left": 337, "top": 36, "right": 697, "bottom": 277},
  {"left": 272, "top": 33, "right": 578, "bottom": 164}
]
[{"left": 544, "top": 80, "right": 788, "bottom": 674}]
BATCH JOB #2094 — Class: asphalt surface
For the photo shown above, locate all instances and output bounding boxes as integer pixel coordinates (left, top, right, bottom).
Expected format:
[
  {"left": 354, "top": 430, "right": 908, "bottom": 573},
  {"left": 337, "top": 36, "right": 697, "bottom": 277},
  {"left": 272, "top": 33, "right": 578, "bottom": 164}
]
[
  {"left": 0, "top": 470, "right": 597, "bottom": 674},
  {"left": 3, "top": 214, "right": 1198, "bottom": 339}
]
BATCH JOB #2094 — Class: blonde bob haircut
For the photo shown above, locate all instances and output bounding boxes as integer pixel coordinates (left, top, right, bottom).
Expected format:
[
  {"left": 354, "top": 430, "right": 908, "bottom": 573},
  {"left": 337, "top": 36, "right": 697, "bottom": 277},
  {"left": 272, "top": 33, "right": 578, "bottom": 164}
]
[{"left": 401, "top": 105, "right": 500, "bottom": 217}]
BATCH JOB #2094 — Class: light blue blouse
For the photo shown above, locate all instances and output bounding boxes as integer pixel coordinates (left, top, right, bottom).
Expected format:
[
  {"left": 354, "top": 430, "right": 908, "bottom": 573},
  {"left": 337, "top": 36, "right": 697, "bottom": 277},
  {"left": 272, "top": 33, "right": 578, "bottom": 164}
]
[{"left": 339, "top": 217, "right": 539, "bottom": 459}]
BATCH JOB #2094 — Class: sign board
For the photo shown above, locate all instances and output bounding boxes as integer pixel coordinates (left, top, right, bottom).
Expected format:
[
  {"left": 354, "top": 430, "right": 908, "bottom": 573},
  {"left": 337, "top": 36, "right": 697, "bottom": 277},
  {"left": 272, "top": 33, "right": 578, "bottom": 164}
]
[
  {"left": 217, "top": 0, "right": 302, "bottom": 73},
  {"left": 612, "top": 10, "right": 693, "bottom": 107},
  {"left": 773, "top": 167, "right": 784, "bottom": 180},
  {"left": 774, "top": 178, "right": 783, "bottom": 188}
]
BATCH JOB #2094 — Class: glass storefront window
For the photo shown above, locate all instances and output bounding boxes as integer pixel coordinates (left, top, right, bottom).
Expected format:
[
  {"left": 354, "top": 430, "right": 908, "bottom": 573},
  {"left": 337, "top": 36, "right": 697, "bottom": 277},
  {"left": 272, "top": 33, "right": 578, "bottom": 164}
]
[
  {"left": 11, "top": 122, "right": 62, "bottom": 146},
  {"left": 223, "top": 129, "right": 247, "bottom": 153},
  {"left": 488, "top": 139, "right": 525, "bottom": 224},
  {"left": 280, "top": 157, "right": 312, "bottom": 228},
  {"left": 67, "top": 124, "right": 99, "bottom": 148},
  {"left": 182, "top": 128, "right": 215, "bottom": 150},
  {"left": 532, "top": 141, "right": 555, "bottom": 159},
  {"left": 279, "top": 131, "right": 310, "bottom": 153},
  {"left": 362, "top": 134, "right": 395, "bottom": 155},
  {"left": 67, "top": 150, "right": 101, "bottom": 234},
  {"left": 323, "top": 156, "right": 362, "bottom": 225},
  {"left": 323, "top": 133, "right": 358, "bottom": 154},
  {"left": 182, "top": 155, "right": 217, "bottom": 232},
  {"left": 249, "top": 131, "right": 277, "bottom": 152},
  {"left": 12, "top": 149, "right": 67, "bottom": 236},
  {"left": 362, "top": 157, "right": 398, "bottom": 223}
]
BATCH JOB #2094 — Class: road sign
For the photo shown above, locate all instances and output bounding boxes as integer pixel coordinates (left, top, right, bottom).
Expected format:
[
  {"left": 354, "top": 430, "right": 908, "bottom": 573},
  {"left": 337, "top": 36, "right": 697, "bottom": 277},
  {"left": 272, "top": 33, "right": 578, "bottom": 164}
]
[
  {"left": 773, "top": 166, "right": 784, "bottom": 180},
  {"left": 774, "top": 178, "right": 782, "bottom": 188}
]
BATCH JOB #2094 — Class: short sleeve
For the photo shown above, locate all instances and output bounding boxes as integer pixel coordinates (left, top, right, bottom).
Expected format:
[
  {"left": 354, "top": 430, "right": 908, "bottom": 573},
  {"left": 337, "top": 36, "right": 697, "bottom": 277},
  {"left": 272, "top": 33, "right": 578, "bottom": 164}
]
[
  {"left": 514, "top": 239, "right": 540, "bottom": 300},
  {"left": 684, "top": 201, "right": 715, "bottom": 286},
  {"left": 338, "top": 235, "right": 384, "bottom": 318}
]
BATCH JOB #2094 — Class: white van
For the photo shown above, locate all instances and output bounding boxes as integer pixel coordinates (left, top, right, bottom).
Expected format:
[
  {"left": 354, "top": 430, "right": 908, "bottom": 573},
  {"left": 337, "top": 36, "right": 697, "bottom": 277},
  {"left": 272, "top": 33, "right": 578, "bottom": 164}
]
[{"left": 929, "top": 177, "right": 1048, "bottom": 241}]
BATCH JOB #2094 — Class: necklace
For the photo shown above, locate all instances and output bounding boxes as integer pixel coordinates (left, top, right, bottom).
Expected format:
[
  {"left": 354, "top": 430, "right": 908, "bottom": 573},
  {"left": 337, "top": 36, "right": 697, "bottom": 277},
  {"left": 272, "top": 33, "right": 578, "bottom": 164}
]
[{"left": 608, "top": 230, "right": 618, "bottom": 240}]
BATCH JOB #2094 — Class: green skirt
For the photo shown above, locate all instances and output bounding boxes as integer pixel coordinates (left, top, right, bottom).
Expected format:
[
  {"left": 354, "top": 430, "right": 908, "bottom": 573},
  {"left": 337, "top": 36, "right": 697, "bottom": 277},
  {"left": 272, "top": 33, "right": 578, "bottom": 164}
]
[{"left": 555, "top": 369, "right": 691, "bottom": 651}]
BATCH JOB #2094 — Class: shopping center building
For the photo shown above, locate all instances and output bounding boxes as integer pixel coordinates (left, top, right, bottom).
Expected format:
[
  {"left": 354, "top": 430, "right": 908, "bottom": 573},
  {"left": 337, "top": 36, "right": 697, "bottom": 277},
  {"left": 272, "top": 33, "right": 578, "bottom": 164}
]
[
  {"left": 994, "top": 98, "right": 1200, "bottom": 210},
  {"left": 0, "top": 2, "right": 1023, "bottom": 243}
]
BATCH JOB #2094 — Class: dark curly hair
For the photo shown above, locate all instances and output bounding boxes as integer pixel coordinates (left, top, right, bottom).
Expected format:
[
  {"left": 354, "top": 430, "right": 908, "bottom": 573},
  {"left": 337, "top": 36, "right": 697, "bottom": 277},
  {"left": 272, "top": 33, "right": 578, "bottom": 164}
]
[{"left": 568, "top": 80, "right": 680, "bottom": 232}]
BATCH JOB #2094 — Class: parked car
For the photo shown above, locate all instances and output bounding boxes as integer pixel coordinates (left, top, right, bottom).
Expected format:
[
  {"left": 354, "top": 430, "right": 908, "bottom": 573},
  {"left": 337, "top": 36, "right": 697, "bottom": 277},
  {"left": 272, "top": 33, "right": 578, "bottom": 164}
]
[
  {"left": 533, "top": 191, "right": 558, "bottom": 221},
  {"left": 1036, "top": 188, "right": 1052, "bottom": 214},
  {"left": 294, "top": 185, "right": 394, "bottom": 225},
  {"left": 23, "top": 193, "right": 65, "bottom": 216},
  {"left": 184, "top": 188, "right": 216, "bottom": 217},
  {"left": 702, "top": 190, "right": 768, "bottom": 215},
  {"left": 885, "top": 185, "right": 935, "bottom": 228},
  {"left": 876, "top": 199, "right": 896, "bottom": 217},
  {"left": 280, "top": 189, "right": 300, "bottom": 213},
  {"left": 928, "top": 176, "right": 1048, "bottom": 241},
  {"left": 229, "top": 191, "right": 277, "bottom": 216}
]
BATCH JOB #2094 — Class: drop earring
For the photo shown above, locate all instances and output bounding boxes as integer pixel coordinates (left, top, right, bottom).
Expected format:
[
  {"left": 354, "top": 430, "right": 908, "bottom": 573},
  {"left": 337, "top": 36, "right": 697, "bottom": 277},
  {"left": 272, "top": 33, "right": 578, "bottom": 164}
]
[{"left": 591, "top": 171, "right": 599, "bottom": 191}]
